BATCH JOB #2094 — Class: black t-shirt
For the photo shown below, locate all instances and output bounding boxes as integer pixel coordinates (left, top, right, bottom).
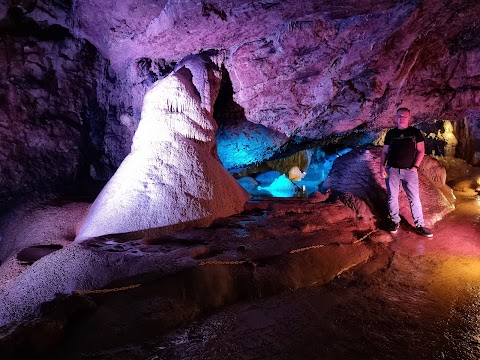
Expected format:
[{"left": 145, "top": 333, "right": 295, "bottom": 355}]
[{"left": 384, "top": 126, "right": 425, "bottom": 169}]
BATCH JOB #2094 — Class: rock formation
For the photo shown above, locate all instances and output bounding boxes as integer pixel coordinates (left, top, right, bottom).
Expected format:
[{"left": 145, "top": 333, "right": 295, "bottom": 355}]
[
  {"left": 454, "top": 110, "right": 480, "bottom": 166},
  {"left": 0, "top": 2, "right": 479, "bottom": 354},
  {"left": 0, "top": 194, "right": 374, "bottom": 331},
  {"left": 0, "top": 1, "right": 479, "bottom": 201},
  {"left": 75, "top": 54, "right": 250, "bottom": 241},
  {"left": 322, "top": 146, "right": 455, "bottom": 227}
]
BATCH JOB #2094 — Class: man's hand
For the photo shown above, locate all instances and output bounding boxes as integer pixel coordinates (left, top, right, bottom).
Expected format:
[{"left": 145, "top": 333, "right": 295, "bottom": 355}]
[
  {"left": 380, "top": 165, "right": 388, "bottom": 179},
  {"left": 380, "top": 144, "right": 389, "bottom": 179}
]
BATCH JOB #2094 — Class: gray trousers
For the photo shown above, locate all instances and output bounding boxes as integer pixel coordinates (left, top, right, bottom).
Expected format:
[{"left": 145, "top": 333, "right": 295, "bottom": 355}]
[{"left": 385, "top": 167, "right": 425, "bottom": 227}]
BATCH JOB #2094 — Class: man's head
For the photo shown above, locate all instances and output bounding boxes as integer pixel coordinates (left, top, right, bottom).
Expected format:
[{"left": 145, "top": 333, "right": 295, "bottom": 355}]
[{"left": 395, "top": 107, "right": 411, "bottom": 129}]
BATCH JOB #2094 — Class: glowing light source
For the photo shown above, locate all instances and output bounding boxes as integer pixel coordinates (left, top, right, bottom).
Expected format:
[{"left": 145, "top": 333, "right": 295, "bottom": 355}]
[{"left": 288, "top": 166, "right": 306, "bottom": 181}]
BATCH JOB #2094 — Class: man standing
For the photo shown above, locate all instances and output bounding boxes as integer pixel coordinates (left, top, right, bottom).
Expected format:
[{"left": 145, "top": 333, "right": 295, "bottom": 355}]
[{"left": 380, "top": 108, "right": 433, "bottom": 237}]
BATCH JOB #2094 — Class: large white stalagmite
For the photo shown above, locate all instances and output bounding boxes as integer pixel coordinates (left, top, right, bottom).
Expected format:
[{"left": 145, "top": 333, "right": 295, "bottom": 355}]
[{"left": 76, "top": 54, "right": 250, "bottom": 241}]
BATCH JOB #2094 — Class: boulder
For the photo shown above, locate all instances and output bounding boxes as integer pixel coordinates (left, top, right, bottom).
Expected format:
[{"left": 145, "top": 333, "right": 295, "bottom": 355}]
[
  {"left": 258, "top": 175, "right": 301, "bottom": 198},
  {"left": 322, "top": 146, "right": 454, "bottom": 228},
  {"left": 237, "top": 177, "right": 258, "bottom": 193}
]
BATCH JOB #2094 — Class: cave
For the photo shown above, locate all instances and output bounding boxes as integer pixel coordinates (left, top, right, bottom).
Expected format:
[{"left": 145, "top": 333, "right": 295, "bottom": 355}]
[{"left": 1, "top": 0, "right": 480, "bottom": 359}]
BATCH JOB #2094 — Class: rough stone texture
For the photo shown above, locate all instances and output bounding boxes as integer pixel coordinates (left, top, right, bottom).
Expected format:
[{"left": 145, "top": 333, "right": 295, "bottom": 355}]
[
  {"left": 435, "top": 156, "right": 478, "bottom": 183},
  {"left": 454, "top": 109, "right": 480, "bottom": 166},
  {"left": 1, "top": 191, "right": 480, "bottom": 358},
  {"left": 68, "top": 0, "right": 480, "bottom": 138},
  {"left": 76, "top": 54, "right": 250, "bottom": 241},
  {"left": 1, "top": 0, "right": 480, "bottom": 201},
  {"left": 216, "top": 119, "right": 289, "bottom": 172},
  {"left": 322, "top": 146, "right": 455, "bottom": 227},
  {"left": 0, "top": 10, "right": 132, "bottom": 202},
  {"left": 0, "top": 198, "right": 89, "bottom": 289},
  {"left": 0, "top": 196, "right": 372, "bottom": 329}
]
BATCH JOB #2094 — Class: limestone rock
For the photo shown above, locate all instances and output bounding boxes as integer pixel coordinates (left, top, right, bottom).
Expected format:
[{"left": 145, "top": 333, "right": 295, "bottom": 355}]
[
  {"left": 309, "top": 190, "right": 330, "bottom": 203},
  {"left": 0, "top": 195, "right": 371, "bottom": 328},
  {"left": 455, "top": 110, "right": 480, "bottom": 166},
  {"left": 435, "top": 157, "right": 476, "bottom": 183},
  {"left": 216, "top": 120, "right": 289, "bottom": 172},
  {"left": 0, "top": 13, "right": 132, "bottom": 202},
  {"left": 1, "top": 0, "right": 479, "bottom": 197},
  {"left": 255, "top": 171, "right": 282, "bottom": 185},
  {"left": 67, "top": 0, "right": 480, "bottom": 139},
  {"left": 257, "top": 175, "right": 301, "bottom": 198},
  {"left": 323, "top": 146, "right": 454, "bottom": 228},
  {"left": 369, "top": 231, "right": 393, "bottom": 244},
  {"left": 76, "top": 55, "right": 250, "bottom": 241},
  {"left": 237, "top": 177, "right": 258, "bottom": 193}
]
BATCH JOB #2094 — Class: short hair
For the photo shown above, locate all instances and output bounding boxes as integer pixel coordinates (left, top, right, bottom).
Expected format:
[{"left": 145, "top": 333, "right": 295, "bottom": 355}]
[{"left": 397, "top": 107, "right": 410, "bottom": 113}]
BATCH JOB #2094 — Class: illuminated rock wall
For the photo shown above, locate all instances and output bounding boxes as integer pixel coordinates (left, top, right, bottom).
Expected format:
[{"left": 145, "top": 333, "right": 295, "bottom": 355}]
[{"left": 1, "top": 0, "right": 479, "bottom": 203}]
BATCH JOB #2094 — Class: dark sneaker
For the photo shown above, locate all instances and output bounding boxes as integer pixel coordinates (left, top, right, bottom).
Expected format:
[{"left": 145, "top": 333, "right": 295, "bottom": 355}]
[
  {"left": 416, "top": 226, "right": 433, "bottom": 237},
  {"left": 388, "top": 221, "right": 400, "bottom": 233}
]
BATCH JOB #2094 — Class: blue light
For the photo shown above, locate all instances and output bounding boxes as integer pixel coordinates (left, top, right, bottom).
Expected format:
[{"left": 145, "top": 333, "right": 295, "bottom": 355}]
[
  {"left": 216, "top": 121, "right": 288, "bottom": 172},
  {"left": 234, "top": 146, "right": 352, "bottom": 197},
  {"left": 258, "top": 174, "right": 301, "bottom": 197}
]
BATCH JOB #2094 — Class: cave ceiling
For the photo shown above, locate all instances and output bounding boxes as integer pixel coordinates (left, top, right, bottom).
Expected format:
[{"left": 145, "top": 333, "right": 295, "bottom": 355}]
[
  {"left": 80, "top": 0, "right": 480, "bottom": 136},
  {"left": 7, "top": 0, "right": 480, "bottom": 139}
]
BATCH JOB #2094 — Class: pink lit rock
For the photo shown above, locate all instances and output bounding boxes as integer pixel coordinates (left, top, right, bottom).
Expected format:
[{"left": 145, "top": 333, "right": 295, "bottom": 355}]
[
  {"left": 65, "top": 0, "right": 480, "bottom": 143},
  {"left": 76, "top": 54, "right": 250, "bottom": 241},
  {"left": 1, "top": 0, "right": 480, "bottom": 202}
]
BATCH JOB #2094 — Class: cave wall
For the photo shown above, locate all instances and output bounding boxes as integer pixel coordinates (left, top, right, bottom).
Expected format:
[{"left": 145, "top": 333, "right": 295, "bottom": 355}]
[
  {"left": 74, "top": 0, "right": 480, "bottom": 168},
  {"left": 225, "top": 0, "right": 480, "bottom": 144},
  {"left": 0, "top": 0, "right": 479, "bottom": 201},
  {"left": 0, "top": 6, "right": 135, "bottom": 202},
  {"left": 454, "top": 110, "right": 480, "bottom": 166}
]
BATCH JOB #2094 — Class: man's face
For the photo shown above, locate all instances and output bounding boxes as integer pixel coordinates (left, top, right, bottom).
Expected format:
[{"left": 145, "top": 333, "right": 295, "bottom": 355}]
[{"left": 395, "top": 110, "right": 410, "bottom": 129}]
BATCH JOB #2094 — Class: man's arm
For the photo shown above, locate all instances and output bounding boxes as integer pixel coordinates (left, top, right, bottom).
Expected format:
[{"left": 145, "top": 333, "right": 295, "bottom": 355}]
[
  {"left": 380, "top": 144, "right": 389, "bottom": 178},
  {"left": 412, "top": 141, "right": 425, "bottom": 169}
]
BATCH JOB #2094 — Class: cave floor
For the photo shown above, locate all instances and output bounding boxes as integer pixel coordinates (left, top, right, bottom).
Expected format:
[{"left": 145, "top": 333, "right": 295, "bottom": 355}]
[
  {"left": 139, "top": 194, "right": 480, "bottom": 360},
  {"left": 48, "top": 193, "right": 480, "bottom": 360}
]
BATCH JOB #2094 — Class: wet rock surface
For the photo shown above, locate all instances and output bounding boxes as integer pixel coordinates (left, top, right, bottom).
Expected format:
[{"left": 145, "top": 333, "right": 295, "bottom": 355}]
[
  {"left": 1, "top": 181, "right": 479, "bottom": 359},
  {"left": 58, "top": 194, "right": 480, "bottom": 360},
  {"left": 0, "top": 196, "right": 375, "bottom": 357},
  {"left": 0, "top": 152, "right": 476, "bottom": 360}
]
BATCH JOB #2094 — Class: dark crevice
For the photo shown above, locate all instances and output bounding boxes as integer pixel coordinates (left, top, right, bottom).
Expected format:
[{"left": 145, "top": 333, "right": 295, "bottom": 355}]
[{"left": 213, "top": 64, "right": 246, "bottom": 126}]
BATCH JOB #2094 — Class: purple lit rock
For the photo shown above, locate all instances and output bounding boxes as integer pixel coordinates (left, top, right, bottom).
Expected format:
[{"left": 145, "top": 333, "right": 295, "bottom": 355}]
[
  {"left": 56, "top": 0, "right": 480, "bottom": 142},
  {"left": 1, "top": 0, "right": 480, "bottom": 203}
]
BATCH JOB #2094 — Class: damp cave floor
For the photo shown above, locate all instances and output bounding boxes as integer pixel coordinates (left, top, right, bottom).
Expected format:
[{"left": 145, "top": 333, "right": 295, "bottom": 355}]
[
  {"left": 144, "top": 194, "right": 480, "bottom": 360},
  {"left": 47, "top": 192, "right": 480, "bottom": 360}
]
